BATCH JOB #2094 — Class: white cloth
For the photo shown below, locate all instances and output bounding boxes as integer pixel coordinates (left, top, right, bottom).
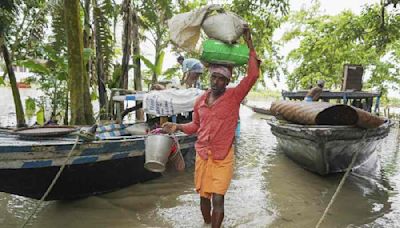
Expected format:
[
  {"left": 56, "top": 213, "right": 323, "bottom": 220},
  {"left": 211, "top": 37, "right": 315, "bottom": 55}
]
[{"left": 143, "top": 88, "right": 204, "bottom": 116}]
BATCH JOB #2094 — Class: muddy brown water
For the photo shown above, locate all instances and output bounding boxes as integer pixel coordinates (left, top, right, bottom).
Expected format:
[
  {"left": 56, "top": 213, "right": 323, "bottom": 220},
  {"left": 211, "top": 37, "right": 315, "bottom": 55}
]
[{"left": 1, "top": 88, "right": 400, "bottom": 227}]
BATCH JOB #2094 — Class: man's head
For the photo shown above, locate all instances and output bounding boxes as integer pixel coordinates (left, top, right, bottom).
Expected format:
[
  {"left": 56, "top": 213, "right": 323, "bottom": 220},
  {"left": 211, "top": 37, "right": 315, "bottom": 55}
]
[
  {"left": 209, "top": 65, "right": 232, "bottom": 95},
  {"left": 317, "top": 80, "right": 325, "bottom": 88},
  {"left": 177, "top": 56, "right": 184, "bottom": 65}
]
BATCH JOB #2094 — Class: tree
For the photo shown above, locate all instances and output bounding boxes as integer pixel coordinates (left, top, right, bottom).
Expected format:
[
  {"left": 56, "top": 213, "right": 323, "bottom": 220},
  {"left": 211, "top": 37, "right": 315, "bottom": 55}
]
[
  {"left": 64, "top": 0, "right": 94, "bottom": 125},
  {"left": 139, "top": 0, "right": 174, "bottom": 83},
  {"left": 0, "top": 0, "right": 26, "bottom": 127},
  {"left": 93, "top": 0, "right": 115, "bottom": 119},
  {"left": 230, "top": 0, "right": 290, "bottom": 84},
  {"left": 282, "top": 2, "right": 400, "bottom": 93},
  {"left": 132, "top": 8, "right": 144, "bottom": 120},
  {"left": 120, "top": 0, "right": 133, "bottom": 89}
]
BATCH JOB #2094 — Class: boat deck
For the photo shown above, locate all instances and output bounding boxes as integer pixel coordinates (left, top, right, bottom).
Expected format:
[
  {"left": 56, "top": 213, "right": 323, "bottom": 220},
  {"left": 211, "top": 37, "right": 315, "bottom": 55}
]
[{"left": 0, "top": 130, "right": 187, "bottom": 146}]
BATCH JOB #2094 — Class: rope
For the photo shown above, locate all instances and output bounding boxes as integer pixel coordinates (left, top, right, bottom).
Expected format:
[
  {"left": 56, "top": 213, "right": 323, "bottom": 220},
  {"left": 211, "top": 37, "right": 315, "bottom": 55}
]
[
  {"left": 21, "top": 135, "right": 81, "bottom": 228},
  {"left": 315, "top": 130, "right": 369, "bottom": 228}
]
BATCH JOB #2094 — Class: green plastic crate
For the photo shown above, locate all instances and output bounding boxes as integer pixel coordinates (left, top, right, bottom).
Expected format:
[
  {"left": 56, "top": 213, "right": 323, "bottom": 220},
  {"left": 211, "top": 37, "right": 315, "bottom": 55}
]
[{"left": 200, "top": 39, "right": 249, "bottom": 66}]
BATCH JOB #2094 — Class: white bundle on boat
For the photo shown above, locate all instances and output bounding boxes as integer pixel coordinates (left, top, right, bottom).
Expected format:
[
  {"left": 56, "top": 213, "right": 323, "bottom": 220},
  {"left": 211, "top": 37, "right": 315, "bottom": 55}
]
[{"left": 143, "top": 88, "right": 204, "bottom": 116}]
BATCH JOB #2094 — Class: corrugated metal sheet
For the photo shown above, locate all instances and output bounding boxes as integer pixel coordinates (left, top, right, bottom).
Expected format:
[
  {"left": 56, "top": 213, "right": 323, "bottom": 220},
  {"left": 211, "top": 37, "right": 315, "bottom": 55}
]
[
  {"left": 270, "top": 101, "right": 358, "bottom": 125},
  {"left": 354, "top": 107, "right": 385, "bottom": 129},
  {"left": 270, "top": 101, "right": 385, "bottom": 128}
]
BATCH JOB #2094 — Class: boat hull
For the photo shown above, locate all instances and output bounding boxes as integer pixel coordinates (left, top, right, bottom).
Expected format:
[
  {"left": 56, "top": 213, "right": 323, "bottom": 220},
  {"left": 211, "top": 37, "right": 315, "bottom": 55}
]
[
  {"left": 0, "top": 156, "right": 160, "bottom": 200},
  {"left": 0, "top": 133, "right": 196, "bottom": 200},
  {"left": 268, "top": 120, "right": 391, "bottom": 175}
]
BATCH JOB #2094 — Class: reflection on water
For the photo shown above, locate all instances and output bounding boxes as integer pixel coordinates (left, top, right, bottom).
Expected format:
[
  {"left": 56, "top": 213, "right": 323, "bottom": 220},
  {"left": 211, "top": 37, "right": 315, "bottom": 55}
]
[{"left": 0, "top": 100, "right": 399, "bottom": 227}]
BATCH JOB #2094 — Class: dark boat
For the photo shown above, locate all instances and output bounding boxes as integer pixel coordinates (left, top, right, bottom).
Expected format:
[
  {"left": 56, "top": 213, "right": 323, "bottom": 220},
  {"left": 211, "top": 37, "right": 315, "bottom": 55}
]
[
  {"left": 267, "top": 119, "right": 391, "bottom": 175},
  {"left": 0, "top": 128, "right": 196, "bottom": 200},
  {"left": 266, "top": 100, "right": 392, "bottom": 175}
]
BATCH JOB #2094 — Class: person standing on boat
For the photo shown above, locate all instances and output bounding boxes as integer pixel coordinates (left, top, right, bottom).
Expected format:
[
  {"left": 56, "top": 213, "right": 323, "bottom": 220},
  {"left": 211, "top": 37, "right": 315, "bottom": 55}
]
[
  {"left": 163, "top": 26, "right": 260, "bottom": 228},
  {"left": 304, "top": 80, "right": 325, "bottom": 102},
  {"left": 177, "top": 56, "right": 204, "bottom": 88}
]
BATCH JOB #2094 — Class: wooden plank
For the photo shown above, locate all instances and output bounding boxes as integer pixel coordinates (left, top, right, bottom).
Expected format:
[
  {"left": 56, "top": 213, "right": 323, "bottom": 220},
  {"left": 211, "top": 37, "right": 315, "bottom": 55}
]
[{"left": 282, "top": 91, "right": 380, "bottom": 100}]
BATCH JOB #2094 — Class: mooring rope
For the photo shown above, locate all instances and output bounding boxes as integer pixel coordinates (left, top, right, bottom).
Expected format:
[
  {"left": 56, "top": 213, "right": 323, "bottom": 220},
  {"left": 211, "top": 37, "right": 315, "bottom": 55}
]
[
  {"left": 21, "top": 135, "right": 82, "bottom": 228},
  {"left": 315, "top": 130, "right": 369, "bottom": 228}
]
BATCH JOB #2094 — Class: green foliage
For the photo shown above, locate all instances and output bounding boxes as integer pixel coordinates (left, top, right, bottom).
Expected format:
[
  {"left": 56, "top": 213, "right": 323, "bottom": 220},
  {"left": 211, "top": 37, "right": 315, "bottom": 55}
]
[
  {"left": 93, "top": 0, "right": 115, "bottom": 78},
  {"left": 283, "top": 2, "right": 400, "bottom": 93},
  {"left": 139, "top": 51, "right": 180, "bottom": 86},
  {"left": 108, "top": 64, "right": 122, "bottom": 89},
  {"left": 247, "top": 89, "right": 282, "bottom": 101},
  {"left": 0, "top": 0, "right": 16, "bottom": 35},
  {"left": 168, "top": 0, "right": 289, "bottom": 86},
  {"left": 175, "top": 0, "right": 207, "bottom": 13},
  {"left": 162, "top": 67, "right": 180, "bottom": 79},
  {"left": 387, "top": 96, "right": 400, "bottom": 107},
  {"left": 0, "top": 76, "right": 4, "bottom": 86},
  {"left": 36, "top": 106, "right": 44, "bottom": 125},
  {"left": 139, "top": 51, "right": 165, "bottom": 76},
  {"left": 155, "top": 51, "right": 165, "bottom": 76},
  {"left": 49, "top": 2, "right": 66, "bottom": 50},
  {"left": 83, "top": 48, "right": 94, "bottom": 65},
  {"left": 18, "top": 45, "right": 69, "bottom": 117},
  {"left": 24, "top": 96, "right": 36, "bottom": 118},
  {"left": 5, "top": 0, "right": 48, "bottom": 60},
  {"left": 137, "top": 0, "right": 174, "bottom": 81},
  {"left": 230, "top": 0, "right": 289, "bottom": 80}
]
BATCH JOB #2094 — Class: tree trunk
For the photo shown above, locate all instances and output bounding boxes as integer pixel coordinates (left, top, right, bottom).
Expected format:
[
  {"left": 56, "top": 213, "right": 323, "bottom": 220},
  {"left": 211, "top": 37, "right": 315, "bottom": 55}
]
[
  {"left": 132, "top": 9, "right": 143, "bottom": 121},
  {"left": 152, "top": 37, "right": 161, "bottom": 83},
  {"left": 83, "top": 0, "right": 91, "bottom": 49},
  {"left": 64, "top": 92, "right": 69, "bottom": 125},
  {"left": 64, "top": 0, "right": 94, "bottom": 125},
  {"left": 93, "top": 0, "right": 108, "bottom": 120},
  {"left": 120, "top": 0, "right": 132, "bottom": 89},
  {"left": 152, "top": 52, "right": 158, "bottom": 83},
  {"left": 1, "top": 39, "right": 26, "bottom": 128}
]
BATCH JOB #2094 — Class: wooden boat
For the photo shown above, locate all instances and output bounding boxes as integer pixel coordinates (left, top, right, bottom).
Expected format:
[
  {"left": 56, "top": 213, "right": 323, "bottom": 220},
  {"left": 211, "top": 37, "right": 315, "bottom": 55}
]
[
  {"left": 0, "top": 128, "right": 196, "bottom": 200},
  {"left": 251, "top": 106, "right": 272, "bottom": 115},
  {"left": 243, "top": 104, "right": 273, "bottom": 115},
  {"left": 267, "top": 118, "right": 391, "bottom": 175},
  {"left": 16, "top": 82, "right": 31, "bottom": 88}
]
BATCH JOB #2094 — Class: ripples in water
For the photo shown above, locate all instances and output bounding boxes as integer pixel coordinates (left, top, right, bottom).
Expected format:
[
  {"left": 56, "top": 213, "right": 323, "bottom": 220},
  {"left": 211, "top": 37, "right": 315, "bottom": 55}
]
[{"left": 0, "top": 105, "right": 400, "bottom": 227}]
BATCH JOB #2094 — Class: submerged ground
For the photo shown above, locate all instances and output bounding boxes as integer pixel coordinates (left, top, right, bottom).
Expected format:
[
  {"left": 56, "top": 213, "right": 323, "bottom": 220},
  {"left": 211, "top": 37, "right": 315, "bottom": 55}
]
[{"left": 0, "top": 88, "right": 400, "bottom": 227}]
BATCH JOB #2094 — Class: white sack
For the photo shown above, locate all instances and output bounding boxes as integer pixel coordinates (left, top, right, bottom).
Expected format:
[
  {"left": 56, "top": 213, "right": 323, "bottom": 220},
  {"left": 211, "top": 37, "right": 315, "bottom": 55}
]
[
  {"left": 168, "top": 4, "right": 222, "bottom": 51},
  {"left": 143, "top": 88, "right": 204, "bottom": 116},
  {"left": 202, "top": 12, "right": 247, "bottom": 44}
]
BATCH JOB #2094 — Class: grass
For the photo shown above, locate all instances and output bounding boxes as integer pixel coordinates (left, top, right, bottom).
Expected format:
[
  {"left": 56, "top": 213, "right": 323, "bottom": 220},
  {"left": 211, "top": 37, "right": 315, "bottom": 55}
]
[
  {"left": 247, "top": 89, "right": 282, "bottom": 101},
  {"left": 385, "top": 97, "right": 400, "bottom": 107}
]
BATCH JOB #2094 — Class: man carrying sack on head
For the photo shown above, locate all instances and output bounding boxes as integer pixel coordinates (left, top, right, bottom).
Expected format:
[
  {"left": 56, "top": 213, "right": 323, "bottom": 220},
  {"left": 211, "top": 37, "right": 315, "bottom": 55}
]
[{"left": 163, "top": 25, "right": 260, "bottom": 228}]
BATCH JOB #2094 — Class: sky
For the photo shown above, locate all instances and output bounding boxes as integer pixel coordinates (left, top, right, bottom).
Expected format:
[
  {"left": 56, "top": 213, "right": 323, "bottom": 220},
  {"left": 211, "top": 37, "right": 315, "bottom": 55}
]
[{"left": 151, "top": 0, "right": 393, "bottom": 94}]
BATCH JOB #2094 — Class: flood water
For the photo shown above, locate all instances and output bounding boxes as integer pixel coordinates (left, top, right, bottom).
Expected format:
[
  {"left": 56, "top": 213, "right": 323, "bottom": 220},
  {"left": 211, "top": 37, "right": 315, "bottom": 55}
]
[{"left": 1, "top": 88, "right": 400, "bottom": 227}]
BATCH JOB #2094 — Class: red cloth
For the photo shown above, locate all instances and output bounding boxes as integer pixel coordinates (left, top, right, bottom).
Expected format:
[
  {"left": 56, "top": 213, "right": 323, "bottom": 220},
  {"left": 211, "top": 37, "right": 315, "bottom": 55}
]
[{"left": 181, "top": 49, "right": 260, "bottom": 160}]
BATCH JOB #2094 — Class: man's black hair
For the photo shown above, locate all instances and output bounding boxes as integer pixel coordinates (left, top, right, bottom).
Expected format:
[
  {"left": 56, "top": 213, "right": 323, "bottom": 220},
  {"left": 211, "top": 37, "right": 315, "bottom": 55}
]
[{"left": 177, "top": 55, "right": 184, "bottom": 62}]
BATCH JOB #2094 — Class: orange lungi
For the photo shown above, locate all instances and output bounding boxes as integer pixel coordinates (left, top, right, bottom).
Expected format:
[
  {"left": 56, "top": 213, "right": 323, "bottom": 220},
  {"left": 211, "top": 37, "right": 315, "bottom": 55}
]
[{"left": 195, "top": 147, "right": 234, "bottom": 199}]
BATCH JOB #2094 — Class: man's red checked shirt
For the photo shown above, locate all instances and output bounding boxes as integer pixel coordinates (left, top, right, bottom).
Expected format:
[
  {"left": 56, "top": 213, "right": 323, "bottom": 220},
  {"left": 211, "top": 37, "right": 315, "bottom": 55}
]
[{"left": 181, "top": 49, "right": 260, "bottom": 160}]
